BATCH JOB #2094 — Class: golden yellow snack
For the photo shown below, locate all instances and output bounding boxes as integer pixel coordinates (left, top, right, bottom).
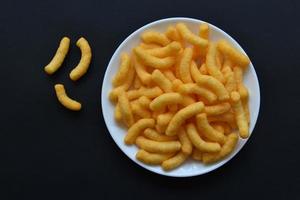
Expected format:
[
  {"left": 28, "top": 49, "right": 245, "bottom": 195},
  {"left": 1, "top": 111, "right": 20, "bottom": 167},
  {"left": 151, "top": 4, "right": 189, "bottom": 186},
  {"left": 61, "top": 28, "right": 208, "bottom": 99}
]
[
  {"left": 141, "top": 31, "right": 170, "bottom": 46},
  {"left": 192, "top": 149, "right": 203, "bottom": 161},
  {"left": 145, "top": 41, "right": 181, "bottom": 58},
  {"left": 202, "top": 133, "right": 238, "bottom": 164},
  {"left": 133, "top": 76, "right": 142, "bottom": 89},
  {"left": 136, "top": 136, "right": 181, "bottom": 154},
  {"left": 211, "top": 124, "right": 225, "bottom": 135},
  {"left": 206, "top": 43, "right": 225, "bottom": 83},
  {"left": 108, "top": 64, "right": 135, "bottom": 102},
  {"left": 44, "top": 37, "right": 70, "bottom": 75},
  {"left": 151, "top": 69, "right": 173, "bottom": 92},
  {"left": 143, "top": 128, "right": 177, "bottom": 142},
  {"left": 216, "top": 50, "right": 223, "bottom": 69},
  {"left": 166, "top": 102, "right": 204, "bottom": 136},
  {"left": 138, "top": 96, "right": 151, "bottom": 108},
  {"left": 149, "top": 93, "right": 182, "bottom": 111},
  {"left": 178, "top": 128, "right": 193, "bottom": 155},
  {"left": 162, "top": 69, "right": 176, "bottom": 81},
  {"left": 136, "top": 150, "right": 174, "bottom": 165},
  {"left": 217, "top": 39, "right": 250, "bottom": 68},
  {"left": 222, "top": 59, "right": 237, "bottom": 93},
  {"left": 119, "top": 91, "right": 135, "bottom": 127},
  {"left": 172, "top": 79, "right": 183, "bottom": 92},
  {"left": 178, "top": 83, "right": 217, "bottom": 104},
  {"left": 211, "top": 122, "right": 232, "bottom": 135},
  {"left": 230, "top": 91, "right": 249, "bottom": 138},
  {"left": 199, "top": 63, "right": 208, "bottom": 75},
  {"left": 172, "top": 79, "right": 197, "bottom": 106},
  {"left": 204, "top": 103, "right": 231, "bottom": 116},
  {"left": 69, "top": 37, "right": 92, "bottom": 81},
  {"left": 134, "top": 47, "right": 175, "bottom": 69},
  {"left": 190, "top": 60, "right": 203, "bottom": 82},
  {"left": 131, "top": 56, "right": 151, "bottom": 86},
  {"left": 165, "top": 26, "right": 182, "bottom": 42},
  {"left": 114, "top": 103, "right": 122, "bottom": 122},
  {"left": 243, "top": 99, "right": 250, "bottom": 124},
  {"left": 139, "top": 43, "right": 161, "bottom": 49},
  {"left": 155, "top": 123, "right": 166, "bottom": 134},
  {"left": 174, "top": 51, "right": 183, "bottom": 78},
  {"left": 181, "top": 95, "right": 197, "bottom": 107},
  {"left": 112, "top": 53, "right": 131, "bottom": 87},
  {"left": 196, "top": 74, "right": 229, "bottom": 101},
  {"left": 233, "top": 67, "right": 248, "bottom": 100},
  {"left": 124, "top": 118, "right": 155, "bottom": 145},
  {"left": 199, "top": 23, "right": 209, "bottom": 39},
  {"left": 157, "top": 112, "right": 174, "bottom": 127},
  {"left": 162, "top": 151, "right": 188, "bottom": 171},
  {"left": 196, "top": 113, "right": 225, "bottom": 144},
  {"left": 179, "top": 48, "right": 193, "bottom": 83},
  {"left": 208, "top": 112, "right": 236, "bottom": 128},
  {"left": 186, "top": 123, "right": 221, "bottom": 153},
  {"left": 176, "top": 23, "right": 208, "bottom": 50},
  {"left": 127, "top": 86, "right": 163, "bottom": 100},
  {"left": 130, "top": 100, "right": 151, "bottom": 118},
  {"left": 54, "top": 84, "right": 81, "bottom": 111}
]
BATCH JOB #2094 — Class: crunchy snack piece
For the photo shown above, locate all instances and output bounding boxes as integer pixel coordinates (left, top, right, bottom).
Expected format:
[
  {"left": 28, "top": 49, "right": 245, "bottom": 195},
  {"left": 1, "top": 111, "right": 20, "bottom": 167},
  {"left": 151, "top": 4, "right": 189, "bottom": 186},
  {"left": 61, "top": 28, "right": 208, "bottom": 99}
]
[
  {"left": 204, "top": 103, "right": 231, "bottom": 116},
  {"left": 179, "top": 48, "right": 193, "bottom": 83},
  {"left": 196, "top": 74, "right": 229, "bottom": 101},
  {"left": 199, "top": 23, "right": 209, "bottom": 39},
  {"left": 202, "top": 133, "right": 238, "bottom": 164},
  {"left": 136, "top": 150, "right": 174, "bottom": 165},
  {"left": 134, "top": 47, "right": 175, "bottom": 69},
  {"left": 119, "top": 91, "right": 135, "bottom": 127},
  {"left": 206, "top": 43, "right": 225, "bottom": 83},
  {"left": 176, "top": 23, "right": 208, "bottom": 50},
  {"left": 141, "top": 31, "right": 170, "bottom": 46},
  {"left": 112, "top": 53, "right": 131, "bottom": 87},
  {"left": 143, "top": 128, "right": 177, "bottom": 142},
  {"left": 165, "top": 26, "right": 182, "bottom": 42},
  {"left": 145, "top": 41, "right": 181, "bottom": 58},
  {"left": 54, "top": 84, "right": 81, "bottom": 111},
  {"left": 166, "top": 102, "right": 204, "bottom": 136},
  {"left": 217, "top": 39, "right": 250, "bottom": 68},
  {"left": 133, "top": 54, "right": 152, "bottom": 86},
  {"left": 230, "top": 91, "right": 249, "bottom": 138},
  {"left": 196, "top": 113, "right": 225, "bottom": 144},
  {"left": 178, "top": 83, "right": 217, "bottom": 104},
  {"left": 162, "top": 151, "right": 188, "bottom": 171},
  {"left": 124, "top": 119, "right": 155, "bottom": 145},
  {"left": 150, "top": 93, "right": 182, "bottom": 111},
  {"left": 44, "top": 37, "right": 70, "bottom": 75},
  {"left": 151, "top": 69, "right": 173, "bottom": 92},
  {"left": 69, "top": 37, "right": 92, "bottom": 81},
  {"left": 136, "top": 136, "right": 181, "bottom": 154},
  {"left": 186, "top": 123, "right": 221, "bottom": 153},
  {"left": 178, "top": 128, "right": 193, "bottom": 155}
]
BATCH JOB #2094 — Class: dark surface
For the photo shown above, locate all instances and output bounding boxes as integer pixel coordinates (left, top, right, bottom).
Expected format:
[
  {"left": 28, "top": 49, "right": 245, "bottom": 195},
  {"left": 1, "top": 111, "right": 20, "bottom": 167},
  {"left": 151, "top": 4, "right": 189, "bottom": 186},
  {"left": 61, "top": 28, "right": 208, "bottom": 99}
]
[{"left": 0, "top": 0, "right": 299, "bottom": 199}]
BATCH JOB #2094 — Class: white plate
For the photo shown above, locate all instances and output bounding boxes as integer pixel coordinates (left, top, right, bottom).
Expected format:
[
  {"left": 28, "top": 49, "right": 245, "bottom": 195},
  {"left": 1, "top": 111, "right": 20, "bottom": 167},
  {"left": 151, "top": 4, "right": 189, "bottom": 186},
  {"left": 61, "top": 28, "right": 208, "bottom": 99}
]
[{"left": 101, "top": 17, "right": 260, "bottom": 177}]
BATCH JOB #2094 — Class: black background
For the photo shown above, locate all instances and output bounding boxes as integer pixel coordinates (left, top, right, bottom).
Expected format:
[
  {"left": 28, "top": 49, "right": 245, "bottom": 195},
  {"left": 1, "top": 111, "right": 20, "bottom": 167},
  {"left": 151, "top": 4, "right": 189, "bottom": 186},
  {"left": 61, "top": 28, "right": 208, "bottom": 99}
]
[{"left": 1, "top": 0, "right": 299, "bottom": 199}]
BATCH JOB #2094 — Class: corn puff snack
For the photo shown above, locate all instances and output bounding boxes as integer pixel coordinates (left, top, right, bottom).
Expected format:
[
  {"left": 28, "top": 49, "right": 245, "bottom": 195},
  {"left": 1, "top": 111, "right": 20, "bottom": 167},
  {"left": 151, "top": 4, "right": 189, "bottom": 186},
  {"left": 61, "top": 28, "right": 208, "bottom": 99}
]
[
  {"left": 69, "top": 37, "right": 92, "bottom": 81},
  {"left": 44, "top": 37, "right": 70, "bottom": 75},
  {"left": 109, "top": 22, "right": 252, "bottom": 170}
]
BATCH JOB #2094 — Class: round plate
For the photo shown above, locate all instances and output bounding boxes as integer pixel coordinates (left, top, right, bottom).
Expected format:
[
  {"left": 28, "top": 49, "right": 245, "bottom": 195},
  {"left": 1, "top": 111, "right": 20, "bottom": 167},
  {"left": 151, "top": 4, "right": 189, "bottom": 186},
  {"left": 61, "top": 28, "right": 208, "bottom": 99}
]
[{"left": 101, "top": 17, "right": 260, "bottom": 177}]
